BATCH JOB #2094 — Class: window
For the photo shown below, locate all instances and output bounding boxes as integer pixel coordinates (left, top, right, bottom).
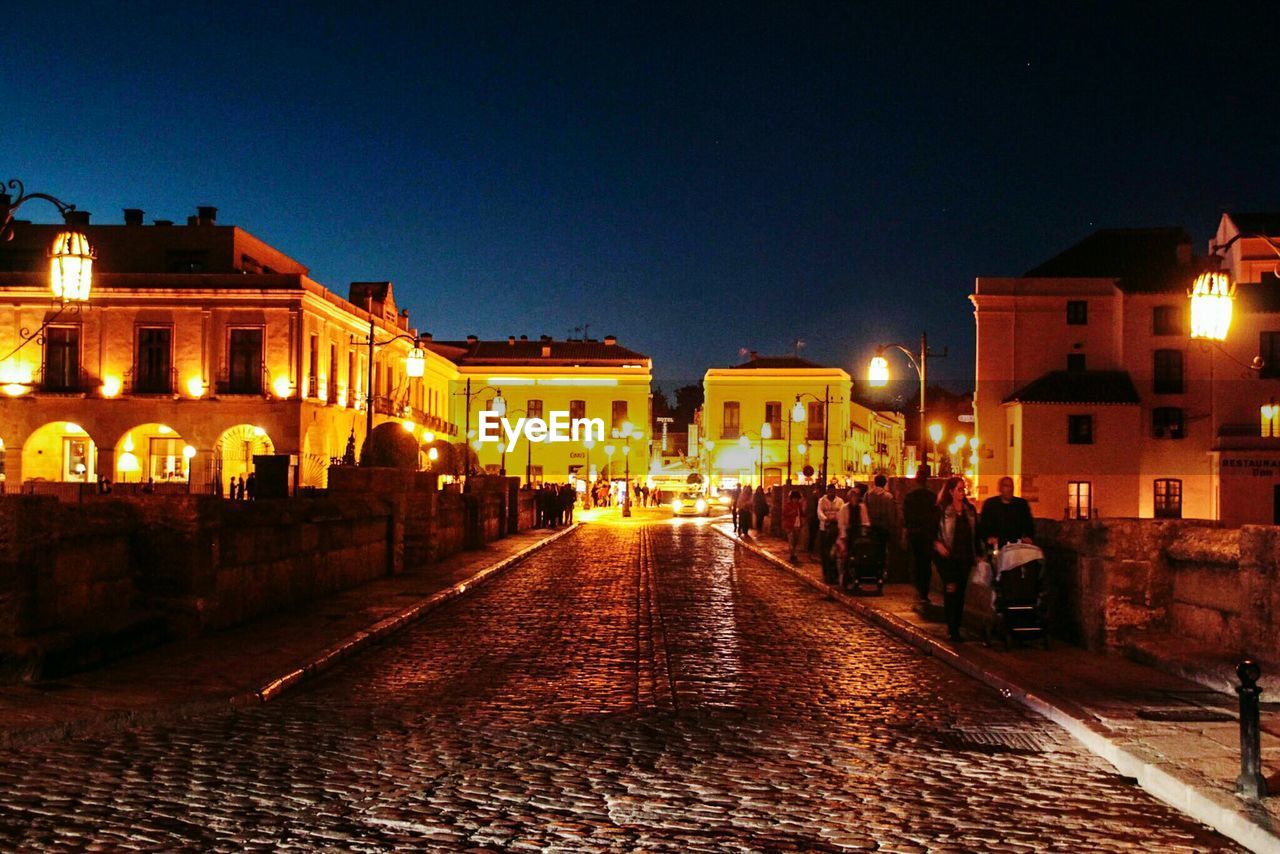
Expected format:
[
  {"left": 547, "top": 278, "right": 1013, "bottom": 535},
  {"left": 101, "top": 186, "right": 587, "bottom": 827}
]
[
  {"left": 227, "top": 328, "right": 263, "bottom": 394},
  {"left": 528, "top": 465, "right": 544, "bottom": 486},
  {"left": 150, "top": 437, "right": 185, "bottom": 481},
  {"left": 1009, "top": 424, "right": 1016, "bottom": 447},
  {"left": 134, "top": 327, "right": 172, "bottom": 393},
  {"left": 611, "top": 400, "right": 628, "bottom": 430},
  {"left": 328, "top": 343, "right": 338, "bottom": 403},
  {"left": 722, "top": 401, "right": 740, "bottom": 438},
  {"left": 1154, "top": 479, "right": 1182, "bottom": 519},
  {"left": 569, "top": 399, "right": 586, "bottom": 422},
  {"left": 42, "top": 326, "right": 80, "bottom": 391},
  {"left": 765, "top": 401, "right": 782, "bottom": 438},
  {"left": 1066, "top": 353, "right": 1086, "bottom": 372},
  {"left": 1260, "top": 332, "right": 1280, "bottom": 379},
  {"left": 1152, "top": 407, "right": 1184, "bottom": 439},
  {"left": 1262, "top": 404, "right": 1280, "bottom": 438},
  {"left": 1067, "top": 414, "right": 1093, "bottom": 445},
  {"left": 1153, "top": 349, "right": 1184, "bottom": 394},
  {"left": 308, "top": 334, "right": 319, "bottom": 398},
  {"left": 1153, "top": 305, "right": 1182, "bottom": 336},
  {"left": 806, "top": 401, "right": 825, "bottom": 440},
  {"left": 1068, "top": 481, "right": 1092, "bottom": 519},
  {"left": 1066, "top": 300, "right": 1088, "bottom": 325},
  {"left": 347, "top": 350, "right": 356, "bottom": 403},
  {"left": 527, "top": 399, "right": 544, "bottom": 420}
]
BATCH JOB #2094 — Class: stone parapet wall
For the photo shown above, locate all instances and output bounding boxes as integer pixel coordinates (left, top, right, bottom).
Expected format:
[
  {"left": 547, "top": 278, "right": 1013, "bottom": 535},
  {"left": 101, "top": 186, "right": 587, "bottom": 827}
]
[{"left": 1034, "top": 517, "right": 1277, "bottom": 662}]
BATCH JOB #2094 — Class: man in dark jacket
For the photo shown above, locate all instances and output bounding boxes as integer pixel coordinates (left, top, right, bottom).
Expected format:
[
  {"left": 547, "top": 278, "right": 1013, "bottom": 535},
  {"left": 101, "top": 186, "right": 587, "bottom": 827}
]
[
  {"left": 902, "top": 465, "right": 938, "bottom": 605},
  {"left": 979, "top": 476, "right": 1035, "bottom": 548}
]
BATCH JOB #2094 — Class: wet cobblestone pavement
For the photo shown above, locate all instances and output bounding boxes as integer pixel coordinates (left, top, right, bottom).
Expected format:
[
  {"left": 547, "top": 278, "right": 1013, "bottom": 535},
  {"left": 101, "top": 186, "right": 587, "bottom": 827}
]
[{"left": 0, "top": 521, "right": 1241, "bottom": 851}]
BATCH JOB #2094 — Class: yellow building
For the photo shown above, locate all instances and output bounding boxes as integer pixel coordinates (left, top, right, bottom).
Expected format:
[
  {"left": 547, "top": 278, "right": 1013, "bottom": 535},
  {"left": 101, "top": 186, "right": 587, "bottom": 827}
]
[
  {"left": 430, "top": 335, "right": 652, "bottom": 485},
  {"left": 698, "top": 355, "right": 905, "bottom": 489},
  {"left": 973, "top": 216, "right": 1280, "bottom": 524},
  {"left": 0, "top": 208, "right": 455, "bottom": 494}
]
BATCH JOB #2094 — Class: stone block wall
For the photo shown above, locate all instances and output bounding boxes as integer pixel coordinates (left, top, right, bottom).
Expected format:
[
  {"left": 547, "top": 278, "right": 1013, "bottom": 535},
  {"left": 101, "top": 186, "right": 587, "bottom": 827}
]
[{"left": 1033, "top": 517, "right": 1277, "bottom": 662}]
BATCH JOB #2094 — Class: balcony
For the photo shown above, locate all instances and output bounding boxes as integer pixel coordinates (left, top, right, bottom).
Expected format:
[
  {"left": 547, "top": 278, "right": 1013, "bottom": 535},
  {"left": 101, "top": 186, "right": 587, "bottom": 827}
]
[
  {"left": 215, "top": 364, "right": 268, "bottom": 396},
  {"left": 37, "top": 366, "right": 92, "bottom": 395},
  {"left": 125, "top": 367, "right": 176, "bottom": 396}
]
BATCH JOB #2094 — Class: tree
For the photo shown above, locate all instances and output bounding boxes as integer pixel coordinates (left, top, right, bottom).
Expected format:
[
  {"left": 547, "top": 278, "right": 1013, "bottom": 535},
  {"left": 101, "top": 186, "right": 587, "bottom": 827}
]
[{"left": 672, "top": 384, "right": 703, "bottom": 427}]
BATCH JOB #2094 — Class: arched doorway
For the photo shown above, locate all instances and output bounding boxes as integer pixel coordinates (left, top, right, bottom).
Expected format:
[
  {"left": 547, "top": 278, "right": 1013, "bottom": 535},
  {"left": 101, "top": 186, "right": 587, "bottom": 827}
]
[
  {"left": 213, "top": 424, "right": 274, "bottom": 495},
  {"left": 301, "top": 422, "right": 331, "bottom": 489},
  {"left": 114, "top": 423, "right": 192, "bottom": 484},
  {"left": 22, "top": 422, "right": 97, "bottom": 483}
]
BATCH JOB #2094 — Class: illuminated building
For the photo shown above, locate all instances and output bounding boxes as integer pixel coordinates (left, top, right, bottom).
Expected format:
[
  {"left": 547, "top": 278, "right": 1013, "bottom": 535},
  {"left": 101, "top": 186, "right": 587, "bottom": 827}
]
[
  {"left": 972, "top": 214, "right": 1280, "bottom": 524},
  {"left": 0, "top": 208, "right": 453, "bottom": 493},
  {"left": 698, "top": 354, "right": 904, "bottom": 490},
  {"left": 427, "top": 335, "right": 652, "bottom": 485}
]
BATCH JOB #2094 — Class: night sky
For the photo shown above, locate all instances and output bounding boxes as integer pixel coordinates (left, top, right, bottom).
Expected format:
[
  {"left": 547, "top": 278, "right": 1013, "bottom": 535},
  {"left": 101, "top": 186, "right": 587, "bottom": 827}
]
[{"left": 4, "top": 2, "right": 1279, "bottom": 389}]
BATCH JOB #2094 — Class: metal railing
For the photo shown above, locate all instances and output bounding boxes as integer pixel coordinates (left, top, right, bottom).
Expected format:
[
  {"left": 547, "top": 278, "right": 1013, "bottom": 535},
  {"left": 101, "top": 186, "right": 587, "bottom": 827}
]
[
  {"left": 125, "top": 366, "right": 177, "bottom": 395},
  {"left": 215, "top": 364, "right": 268, "bottom": 396}
]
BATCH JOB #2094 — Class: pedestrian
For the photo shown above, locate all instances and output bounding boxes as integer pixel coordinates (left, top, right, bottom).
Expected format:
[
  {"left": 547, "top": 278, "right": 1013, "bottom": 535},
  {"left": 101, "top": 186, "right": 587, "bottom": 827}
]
[
  {"left": 934, "top": 476, "right": 979, "bottom": 643},
  {"left": 560, "top": 482, "right": 577, "bottom": 525},
  {"left": 736, "top": 485, "right": 754, "bottom": 535},
  {"left": 729, "top": 485, "right": 740, "bottom": 531},
  {"left": 817, "top": 482, "right": 844, "bottom": 583},
  {"left": 236, "top": 476, "right": 246, "bottom": 501},
  {"left": 245, "top": 471, "right": 257, "bottom": 501},
  {"left": 228, "top": 475, "right": 239, "bottom": 500},
  {"left": 979, "top": 476, "right": 1035, "bottom": 549},
  {"left": 903, "top": 465, "right": 938, "bottom": 606},
  {"left": 837, "top": 486, "right": 871, "bottom": 586},
  {"left": 782, "top": 488, "right": 805, "bottom": 562},
  {"left": 805, "top": 486, "right": 820, "bottom": 556},
  {"left": 753, "top": 484, "right": 770, "bottom": 533}
]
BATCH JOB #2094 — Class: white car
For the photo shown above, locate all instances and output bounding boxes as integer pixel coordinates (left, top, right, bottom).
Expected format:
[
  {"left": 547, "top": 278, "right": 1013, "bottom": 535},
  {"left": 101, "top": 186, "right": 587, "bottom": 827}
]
[{"left": 671, "top": 490, "right": 709, "bottom": 517}]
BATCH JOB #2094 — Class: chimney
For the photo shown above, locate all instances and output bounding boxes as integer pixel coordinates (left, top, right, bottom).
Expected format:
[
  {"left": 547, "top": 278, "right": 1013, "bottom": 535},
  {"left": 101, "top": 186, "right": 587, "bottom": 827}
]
[
  {"left": 187, "top": 215, "right": 199, "bottom": 226},
  {"left": 153, "top": 219, "right": 173, "bottom": 227},
  {"left": 540, "top": 334, "right": 551, "bottom": 342},
  {"left": 197, "top": 206, "right": 217, "bottom": 226},
  {"left": 749, "top": 350, "right": 759, "bottom": 360},
  {"left": 519, "top": 334, "right": 528, "bottom": 341},
  {"left": 123, "top": 208, "right": 144, "bottom": 226},
  {"left": 466, "top": 334, "right": 478, "bottom": 345},
  {"left": 420, "top": 332, "right": 432, "bottom": 342},
  {"left": 603, "top": 335, "right": 617, "bottom": 346},
  {"left": 64, "top": 210, "right": 90, "bottom": 227},
  {"left": 508, "top": 335, "right": 516, "bottom": 346}
]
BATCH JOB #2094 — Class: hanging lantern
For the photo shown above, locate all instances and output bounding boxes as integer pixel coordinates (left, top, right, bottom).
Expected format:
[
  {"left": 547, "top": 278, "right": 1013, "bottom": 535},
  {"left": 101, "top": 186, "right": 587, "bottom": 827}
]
[
  {"left": 1189, "top": 271, "right": 1234, "bottom": 341},
  {"left": 49, "top": 229, "right": 95, "bottom": 302},
  {"left": 405, "top": 345, "right": 426, "bottom": 378},
  {"left": 867, "top": 353, "right": 890, "bottom": 387}
]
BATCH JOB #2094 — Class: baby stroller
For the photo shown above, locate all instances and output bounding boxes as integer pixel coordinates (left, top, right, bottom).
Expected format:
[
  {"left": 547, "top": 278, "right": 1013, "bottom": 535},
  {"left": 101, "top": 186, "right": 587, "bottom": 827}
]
[
  {"left": 842, "top": 528, "right": 887, "bottom": 595},
  {"left": 985, "top": 541, "right": 1049, "bottom": 648}
]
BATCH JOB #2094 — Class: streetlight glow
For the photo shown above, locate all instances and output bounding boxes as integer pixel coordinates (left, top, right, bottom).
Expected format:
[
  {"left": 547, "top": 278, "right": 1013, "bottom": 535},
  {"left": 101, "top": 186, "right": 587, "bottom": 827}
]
[
  {"left": 791, "top": 400, "right": 806, "bottom": 422},
  {"left": 867, "top": 353, "right": 889, "bottom": 387},
  {"left": 1189, "top": 270, "right": 1234, "bottom": 341},
  {"left": 761, "top": 422, "right": 772, "bottom": 439},
  {"left": 405, "top": 345, "right": 426, "bottom": 378},
  {"left": 928, "top": 423, "right": 943, "bottom": 444}
]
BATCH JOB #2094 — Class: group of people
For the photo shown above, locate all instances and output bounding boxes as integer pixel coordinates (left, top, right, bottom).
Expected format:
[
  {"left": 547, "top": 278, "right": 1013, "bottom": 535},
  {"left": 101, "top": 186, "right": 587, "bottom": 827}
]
[
  {"left": 226, "top": 472, "right": 257, "bottom": 501},
  {"left": 534, "top": 482, "right": 577, "bottom": 527},
  {"left": 902, "top": 469, "right": 1034, "bottom": 642},
  {"left": 729, "top": 484, "right": 772, "bottom": 536},
  {"left": 738, "top": 469, "right": 1034, "bottom": 644}
]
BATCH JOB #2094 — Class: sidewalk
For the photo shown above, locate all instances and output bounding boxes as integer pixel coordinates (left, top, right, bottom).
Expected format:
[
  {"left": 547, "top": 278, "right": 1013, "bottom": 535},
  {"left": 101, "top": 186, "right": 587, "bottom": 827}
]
[
  {"left": 715, "top": 522, "right": 1280, "bottom": 853},
  {"left": 0, "top": 525, "right": 576, "bottom": 746}
]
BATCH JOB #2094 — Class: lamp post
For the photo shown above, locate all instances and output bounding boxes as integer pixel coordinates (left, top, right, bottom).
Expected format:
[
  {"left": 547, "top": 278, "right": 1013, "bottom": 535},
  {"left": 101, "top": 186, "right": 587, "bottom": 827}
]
[
  {"left": 500, "top": 407, "right": 533, "bottom": 482},
  {"left": 612, "top": 420, "right": 642, "bottom": 517},
  {"left": 455, "top": 380, "right": 505, "bottom": 475},
  {"left": 928, "top": 422, "right": 943, "bottom": 474},
  {"left": 868, "top": 332, "right": 947, "bottom": 472},
  {"left": 0, "top": 179, "right": 94, "bottom": 366},
  {"left": 793, "top": 388, "right": 835, "bottom": 486},
  {"left": 351, "top": 303, "right": 425, "bottom": 464}
]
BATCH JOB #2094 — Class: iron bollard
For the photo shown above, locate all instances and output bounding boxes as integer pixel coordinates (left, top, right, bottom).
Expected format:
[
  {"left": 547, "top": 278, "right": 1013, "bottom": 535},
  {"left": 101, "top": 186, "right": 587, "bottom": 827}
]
[{"left": 1236, "top": 659, "right": 1268, "bottom": 799}]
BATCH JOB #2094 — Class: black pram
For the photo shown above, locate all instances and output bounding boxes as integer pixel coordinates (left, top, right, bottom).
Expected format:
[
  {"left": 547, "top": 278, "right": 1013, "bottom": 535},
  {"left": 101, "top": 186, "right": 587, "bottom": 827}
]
[
  {"left": 986, "top": 542, "right": 1049, "bottom": 648},
  {"left": 842, "top": 528, "right": 887, "bottom": 595}
]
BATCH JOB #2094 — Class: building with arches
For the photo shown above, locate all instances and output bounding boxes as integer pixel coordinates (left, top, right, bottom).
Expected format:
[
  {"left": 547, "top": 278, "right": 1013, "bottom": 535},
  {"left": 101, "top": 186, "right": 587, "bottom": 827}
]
[{"left": 0, "top": 208, "right": 456, "bottom": 494}]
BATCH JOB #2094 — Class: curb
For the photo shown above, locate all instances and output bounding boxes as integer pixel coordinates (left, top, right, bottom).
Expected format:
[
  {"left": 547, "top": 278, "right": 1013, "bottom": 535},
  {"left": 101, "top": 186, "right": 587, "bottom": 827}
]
[
  {"left": 233, "top": 524, "right": 580, "bottom": 705},
  {"left": 714, "top": 525, "right": 1280, "bottom": 854}
]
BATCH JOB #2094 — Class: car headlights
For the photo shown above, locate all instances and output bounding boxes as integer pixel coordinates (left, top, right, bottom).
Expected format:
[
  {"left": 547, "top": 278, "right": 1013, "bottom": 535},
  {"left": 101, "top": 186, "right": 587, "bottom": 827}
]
[
  {"left": 695, "top": 498, "right": 707, "bottom": 512},
  {"left": 672, "top": 499, "right": 684, "bottom": 512}
]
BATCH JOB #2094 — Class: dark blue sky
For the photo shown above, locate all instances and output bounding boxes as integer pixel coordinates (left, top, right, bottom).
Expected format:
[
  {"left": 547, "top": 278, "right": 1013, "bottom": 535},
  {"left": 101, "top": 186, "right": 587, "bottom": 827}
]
[{"left": 5, "top": 2, "right": 1279, "bottom": 388}]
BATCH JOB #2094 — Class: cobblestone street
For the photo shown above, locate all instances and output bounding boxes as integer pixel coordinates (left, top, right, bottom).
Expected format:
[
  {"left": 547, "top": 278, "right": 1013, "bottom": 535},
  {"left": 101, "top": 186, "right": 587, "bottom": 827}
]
[{"left": 0, "top": 520, "right": 1242, "bottom": 851}]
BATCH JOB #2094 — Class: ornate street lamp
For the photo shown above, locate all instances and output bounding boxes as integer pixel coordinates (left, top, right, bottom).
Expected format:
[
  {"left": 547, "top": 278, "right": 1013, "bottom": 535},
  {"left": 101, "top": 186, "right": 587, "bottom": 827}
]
[
  {"left": 405, "top": 345, "right": 426, "bottom": 378},
  {"left": 612, "top": 420, "right": 641, "bottom": 516},
  {"left": 1, "top": 179, "right": 95, "bottom": 303},
  {"left": 868, "top": 332, "right": 946, "bottom": 467},
  {"left": 1189, "top": 271, "right": 1235, "bottom": 342}
]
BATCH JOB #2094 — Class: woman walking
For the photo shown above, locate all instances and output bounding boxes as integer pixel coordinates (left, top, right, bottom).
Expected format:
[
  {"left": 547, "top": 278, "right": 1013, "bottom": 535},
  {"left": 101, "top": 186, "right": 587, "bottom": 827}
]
[
  {"left": 736, "top": 485, "right": 754, "bottom": 535},
  {"left": 782, "top": 489, "right": 805, "bottom": 562},
  {"left": 934, "top": 476, "right": 978, "bottom": 643},
  {"left": 753, "top": 485, "right": 770, "bottom": 534}
]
